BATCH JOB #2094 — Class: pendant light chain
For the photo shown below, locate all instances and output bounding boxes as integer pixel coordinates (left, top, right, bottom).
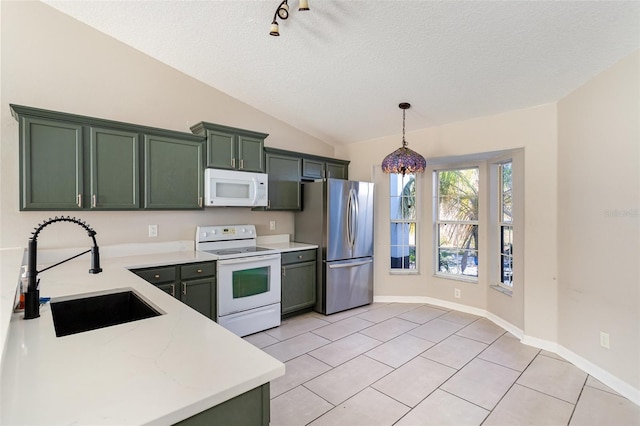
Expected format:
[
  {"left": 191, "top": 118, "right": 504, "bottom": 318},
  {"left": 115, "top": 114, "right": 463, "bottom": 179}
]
[{"left": 402, "top": 108, "right": 407, "bottom": 148}]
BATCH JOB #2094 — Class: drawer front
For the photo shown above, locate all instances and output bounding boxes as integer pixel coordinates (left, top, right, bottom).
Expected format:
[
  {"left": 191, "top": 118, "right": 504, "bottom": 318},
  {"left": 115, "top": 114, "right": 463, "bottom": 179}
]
[
  {"left": 180, "top": 262, "right": 216, "bottom": 280},
  {"left": 134, "top": 266, "right": 176, "bottom": 284},
  {"left": 281, "top": 249, "right": 317, "bottom": 265}
]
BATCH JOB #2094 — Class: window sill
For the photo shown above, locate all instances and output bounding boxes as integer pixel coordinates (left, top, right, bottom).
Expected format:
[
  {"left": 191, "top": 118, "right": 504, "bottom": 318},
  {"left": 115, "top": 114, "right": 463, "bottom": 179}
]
[
  {"left": 390, "top": 270, "right": 420, "bottom": 275},
  {"left": 490, "top": 284, "right": 513, "bottom": 296},
  {"left": 433, "top": 273, "right": 478, "bottom": 284}
]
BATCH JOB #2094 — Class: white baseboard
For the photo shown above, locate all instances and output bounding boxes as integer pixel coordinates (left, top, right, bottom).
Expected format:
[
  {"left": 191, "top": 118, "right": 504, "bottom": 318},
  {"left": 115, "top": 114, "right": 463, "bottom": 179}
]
[{"left": 374, "top": 295, "right": 640, "bottom": 407}]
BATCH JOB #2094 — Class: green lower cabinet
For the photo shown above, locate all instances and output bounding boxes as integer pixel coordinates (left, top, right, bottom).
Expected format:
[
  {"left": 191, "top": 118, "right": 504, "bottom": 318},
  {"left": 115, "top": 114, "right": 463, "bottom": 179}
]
[
  {"left": 175, "top": 383, "right": 270, "bottom": 426},
  {"left": 131, "top": 262, "right": 216, "bottom": 321},
  {"left": 90, "top": 127, "right": 139, "bottom": 209},
  {"left": 281, "top": 250, "right": 317, "bottom": 316},
  {"left": 19, "top": 116, "right": 84, "bottom": 210},
  {"left": 180, "top": 277, "right": 215, "bottom": 319},
  {"left": 144, "top": 135, "right": 204, "bottom": 209}
]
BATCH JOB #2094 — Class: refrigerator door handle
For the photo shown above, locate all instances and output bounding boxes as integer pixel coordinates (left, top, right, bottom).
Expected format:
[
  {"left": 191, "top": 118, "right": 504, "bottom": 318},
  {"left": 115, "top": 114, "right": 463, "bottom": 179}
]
[
  {"left": 346, "top": 190, "right": 353, "bottom": 247},
  {"left": 352, "top": 189, "right": 359, "bottom": 247},
  {"left": 328, "top": 258, "right": 373, "bottom": 269}
]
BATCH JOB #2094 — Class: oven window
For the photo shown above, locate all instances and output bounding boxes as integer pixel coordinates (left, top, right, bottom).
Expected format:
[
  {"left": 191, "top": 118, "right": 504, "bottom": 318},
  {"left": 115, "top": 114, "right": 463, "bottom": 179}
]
[
  {"left": 232, "top": 266, "right": 270, "bottom": 298},
  {"left": 216, "top": 182, "right": 250, "bottom": 199}
]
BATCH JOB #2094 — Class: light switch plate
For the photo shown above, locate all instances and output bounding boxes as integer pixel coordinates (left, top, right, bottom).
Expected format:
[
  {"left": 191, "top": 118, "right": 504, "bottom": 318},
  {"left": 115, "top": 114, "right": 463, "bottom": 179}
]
[{"left": 149, "top": 225, "right": 158, "bottom": 238}]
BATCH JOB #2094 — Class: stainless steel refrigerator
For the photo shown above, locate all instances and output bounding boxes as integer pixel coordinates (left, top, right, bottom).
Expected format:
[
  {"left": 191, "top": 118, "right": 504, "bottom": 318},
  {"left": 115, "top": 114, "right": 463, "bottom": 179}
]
[{"left": 295, "top": 179, "right": 374, "bottom": 315}]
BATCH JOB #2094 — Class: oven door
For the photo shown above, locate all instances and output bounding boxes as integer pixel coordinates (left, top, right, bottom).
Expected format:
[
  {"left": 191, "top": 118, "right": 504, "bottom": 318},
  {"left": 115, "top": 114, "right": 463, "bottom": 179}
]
[{"left": 217, "top": 253, "right": 281, "bottom": 317}]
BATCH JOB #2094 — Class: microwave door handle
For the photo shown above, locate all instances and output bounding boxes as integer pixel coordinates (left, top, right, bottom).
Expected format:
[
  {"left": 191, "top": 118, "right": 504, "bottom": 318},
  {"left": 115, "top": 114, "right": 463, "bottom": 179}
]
[{"left": 251, "top": 178, "right": 258, "bottom": 205}]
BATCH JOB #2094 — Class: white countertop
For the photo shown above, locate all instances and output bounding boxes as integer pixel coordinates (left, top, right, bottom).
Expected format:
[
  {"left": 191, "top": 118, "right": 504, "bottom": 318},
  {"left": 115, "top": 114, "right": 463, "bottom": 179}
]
[
  {"left": 256, "top": 235, "right": 318, "bottom": 253},
  {"left": 0, "top": 245, "right": 285, "bottom": 425}
]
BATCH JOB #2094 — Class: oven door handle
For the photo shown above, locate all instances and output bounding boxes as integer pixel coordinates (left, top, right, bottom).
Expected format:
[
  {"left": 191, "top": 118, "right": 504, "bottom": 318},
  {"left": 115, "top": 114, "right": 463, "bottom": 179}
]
[{"left": 217, "top": 253, "right": 281, "bottom": 265}]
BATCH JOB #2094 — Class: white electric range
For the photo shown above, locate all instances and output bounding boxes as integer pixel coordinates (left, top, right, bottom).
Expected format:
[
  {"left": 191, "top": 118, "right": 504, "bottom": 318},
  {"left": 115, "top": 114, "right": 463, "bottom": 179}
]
[{"left": 196, "top": 225, "right": 281, "bottom": 337}]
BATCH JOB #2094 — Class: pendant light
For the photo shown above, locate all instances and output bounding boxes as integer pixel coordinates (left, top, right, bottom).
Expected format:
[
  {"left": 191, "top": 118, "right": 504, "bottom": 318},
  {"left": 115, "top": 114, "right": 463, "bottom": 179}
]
[{"left": 381, "top": 103, "right": 427, "bottom": 175}]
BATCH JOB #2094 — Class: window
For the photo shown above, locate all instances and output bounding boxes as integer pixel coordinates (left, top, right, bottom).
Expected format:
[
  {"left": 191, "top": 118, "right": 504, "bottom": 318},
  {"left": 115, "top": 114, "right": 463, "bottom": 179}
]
[
  {"left": 435, "top": 168, "right": 479, "bottom": 279},
  {"left": 499, "top": 161, "right": 513, "bottom": 288},
  {"left": 390, "top": 173, "right": 417, "bottom": 271}
]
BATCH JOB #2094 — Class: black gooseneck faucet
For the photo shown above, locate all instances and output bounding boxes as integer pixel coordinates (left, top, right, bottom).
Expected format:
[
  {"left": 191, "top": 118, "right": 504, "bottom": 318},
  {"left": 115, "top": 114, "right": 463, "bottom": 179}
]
[{"left": 24, "top": 216, "right": 102, "bottom": 320}]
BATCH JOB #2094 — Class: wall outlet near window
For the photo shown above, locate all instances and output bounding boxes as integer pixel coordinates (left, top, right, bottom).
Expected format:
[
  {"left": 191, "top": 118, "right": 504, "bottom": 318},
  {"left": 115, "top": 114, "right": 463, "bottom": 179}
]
[
  {"left": 599, "top": 331, "right": 610, "bottom": 349},
  {"left": 454, "top": 288, "right": 461, "bottom": 299},
  {"left": 148, "top": 224, "right": 158, "bottom": 238},
  {"left": 269, "top": 220, "right": 276, "bottom": 231}
]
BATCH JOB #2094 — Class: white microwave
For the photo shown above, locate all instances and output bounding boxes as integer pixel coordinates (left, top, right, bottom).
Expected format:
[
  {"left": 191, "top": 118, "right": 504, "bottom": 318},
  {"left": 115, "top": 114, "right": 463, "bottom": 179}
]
[{"left": 204, "top": 169, "right": 268, "bottom": 207}]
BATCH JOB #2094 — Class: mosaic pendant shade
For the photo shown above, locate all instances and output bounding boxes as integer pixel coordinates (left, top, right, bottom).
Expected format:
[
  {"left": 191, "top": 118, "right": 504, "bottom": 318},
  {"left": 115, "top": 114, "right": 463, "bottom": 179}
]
[{"left": 382, "top": 103, "right": 427, "bottom": 176}]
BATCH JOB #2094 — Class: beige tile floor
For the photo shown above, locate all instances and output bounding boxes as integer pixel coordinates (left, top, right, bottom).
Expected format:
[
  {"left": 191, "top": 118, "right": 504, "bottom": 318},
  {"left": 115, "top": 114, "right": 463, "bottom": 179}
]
[{"left": 244, "top": 302, "right": 640, "bottom": 426}]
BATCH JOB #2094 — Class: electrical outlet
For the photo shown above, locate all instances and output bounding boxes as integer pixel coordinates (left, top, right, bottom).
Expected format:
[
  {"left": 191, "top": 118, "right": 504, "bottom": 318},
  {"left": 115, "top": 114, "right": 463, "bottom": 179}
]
[
  {"left": 454, "top": 288, "right": 461, "bottom": 299},
  {"left": 269, "top": 220, "right": 276, "bottom": 231},
  {"left": 600, "top": 331, "right": 610, "bottom": 349},
  {"left": 148, "top": 225, "right": 158, "bottom": 238}
]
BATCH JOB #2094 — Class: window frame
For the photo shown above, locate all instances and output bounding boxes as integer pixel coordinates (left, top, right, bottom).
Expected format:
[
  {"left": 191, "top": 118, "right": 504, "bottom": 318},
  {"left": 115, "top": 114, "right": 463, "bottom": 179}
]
[
  {"left": 497, "top": 160, "right": 513, "bottom": 291},
  {"left": 433, "top": 166, "right": 480, "bottom": 282},
  {"left": 389, "top": 172, "right": 419, "bottom": 274}
]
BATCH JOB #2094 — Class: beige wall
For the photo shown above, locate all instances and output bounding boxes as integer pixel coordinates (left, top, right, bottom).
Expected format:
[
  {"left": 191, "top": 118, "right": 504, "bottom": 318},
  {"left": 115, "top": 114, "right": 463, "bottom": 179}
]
[
  {"left": 557, "top": 51, "right": 640, "bottom": 390},
  {"left": 0, "top": 1, "right": 335, "bottom": 250},
  {"left": 337, "top": 103, "right": 558, "bottom": 339}
]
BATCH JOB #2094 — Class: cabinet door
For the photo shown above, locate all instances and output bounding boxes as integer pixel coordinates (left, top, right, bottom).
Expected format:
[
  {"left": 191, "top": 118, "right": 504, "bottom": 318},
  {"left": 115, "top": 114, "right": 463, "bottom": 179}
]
[
  {"left": 301, "top": 158, "right": 325, "bottom": 179},
  {"left": 157, "top": 282, "right": 178, "bottom": 299},
  {"left": 281, "top": 261, "right": 316, "bottom": 315},
  {"left": 206, "top": 129, "right": 236, "bottom": 170},
  {"left": 180, "top": 277, "right": 214, "bottom": 319},
  {"left": 265, "top": 152, "right": 301, "bottom": 210},
  {"left": 238, "top": 135, "right": 264, "bottom": 172},
  {"left": 21, "top": 117, "right": 83, "bottom": 210},
  {"left": 326, "top": 161, "right": 348, "bottom": 180},
  {"left": 90, "top": 127, "right": 139, "bottom": 209},
  {"left": 144, "top": 135, "right": 204, "bottom": 209}
]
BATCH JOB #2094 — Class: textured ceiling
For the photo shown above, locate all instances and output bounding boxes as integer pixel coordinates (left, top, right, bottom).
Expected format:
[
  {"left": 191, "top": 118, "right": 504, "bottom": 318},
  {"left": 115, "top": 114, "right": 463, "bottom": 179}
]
[{"left": 43, "top": 1, "right": 640, "bottom": 146}]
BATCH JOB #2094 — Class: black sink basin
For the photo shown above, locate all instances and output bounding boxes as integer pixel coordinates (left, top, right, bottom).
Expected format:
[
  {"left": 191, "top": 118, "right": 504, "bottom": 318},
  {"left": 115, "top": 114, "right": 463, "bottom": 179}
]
[{"left": 51, "top": 290, "right": 161, "bottom": 337}]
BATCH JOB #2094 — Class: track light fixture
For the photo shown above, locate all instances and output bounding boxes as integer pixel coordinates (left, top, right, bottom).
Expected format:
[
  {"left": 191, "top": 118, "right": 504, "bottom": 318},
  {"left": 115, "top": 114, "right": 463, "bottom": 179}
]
[{"left": 270, "top": 0, "right": 310, "bottom": 36}]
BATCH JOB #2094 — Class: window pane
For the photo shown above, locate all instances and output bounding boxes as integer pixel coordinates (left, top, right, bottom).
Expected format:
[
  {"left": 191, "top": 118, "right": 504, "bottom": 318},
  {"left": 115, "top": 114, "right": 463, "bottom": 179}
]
[
  {"left": 390, "top": 223, "right": 417, "bottom": 270},
  {"left": 438, "top": 249, "right": 478, "bottom": 277},
  {"left": 438, "top": 224, "right": 478, "bottom": 250},
  {"left": 437, "top": 169, "right": 479, "bottom": 221},
  {"left": 501, "top": 162, "right": 512, "bottom": 222}
]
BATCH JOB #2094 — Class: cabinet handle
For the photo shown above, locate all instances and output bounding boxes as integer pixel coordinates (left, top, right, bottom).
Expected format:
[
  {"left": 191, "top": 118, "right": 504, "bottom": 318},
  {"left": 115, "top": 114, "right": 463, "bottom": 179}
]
[
  {"left": 198, "top": 197, "right": 203, "bottom": 208},
  {"left": 182, "top": 282, "right": 187, "bottom": 296},
  {"left": 170, "top": 283, "right": 175, "bottom": 297},
  {"left": 282, "top": 266, "right": 286, "bottom": 277},
  {"left": 240, "top": 159, "right": 244, "bottom": 169},
  {"left": 267, "top": 199, "right": 271, "bottom": 209},
  {"left": 154, "top": 274, "right": 160, "bottom": 279},
  {"left": 298, "top": 255, "right": 303, "bottom": 260},
  {"left": 92, "top": 194, "right": 96, "bottom": 208},
  {"left": 77, "top": 193, "right": 82, "bottom": 208},
  {"left": 196, "top": 269, "right": 203, "bottom": 273},
  {"left": 231, "top": 158, "right": 236, "bottom": 168}
]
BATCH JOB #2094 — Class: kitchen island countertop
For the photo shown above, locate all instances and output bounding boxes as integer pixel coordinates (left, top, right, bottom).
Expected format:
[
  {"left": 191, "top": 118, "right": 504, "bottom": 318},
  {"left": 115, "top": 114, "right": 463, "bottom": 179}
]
[{"left": 0, "top": 245, "right": 284, "bottom": 425}]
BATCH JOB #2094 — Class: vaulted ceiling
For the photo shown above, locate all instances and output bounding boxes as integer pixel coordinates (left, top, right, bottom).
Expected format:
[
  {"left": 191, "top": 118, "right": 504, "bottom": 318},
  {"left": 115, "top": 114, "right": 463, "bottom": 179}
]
[{"left": 43, "top": 1, "right": 640, "bottom": 146}]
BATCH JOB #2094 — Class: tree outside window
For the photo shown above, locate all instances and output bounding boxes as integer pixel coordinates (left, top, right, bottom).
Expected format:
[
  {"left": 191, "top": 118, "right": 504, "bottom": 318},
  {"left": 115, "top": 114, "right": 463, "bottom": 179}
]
[{"left": 436, "top": 168, "right": 479, "bottom": 278}]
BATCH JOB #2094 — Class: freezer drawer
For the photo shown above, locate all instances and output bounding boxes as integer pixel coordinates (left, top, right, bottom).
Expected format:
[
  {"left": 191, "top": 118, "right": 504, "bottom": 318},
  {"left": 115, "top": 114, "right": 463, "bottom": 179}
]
[{"left": 323, "top": 257, "right": 373, "bottom": 315}]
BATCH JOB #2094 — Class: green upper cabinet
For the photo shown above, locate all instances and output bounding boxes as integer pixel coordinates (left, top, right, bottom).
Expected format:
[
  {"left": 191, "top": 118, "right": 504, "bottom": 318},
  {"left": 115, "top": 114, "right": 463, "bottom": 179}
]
[
  {"left": 190, "top": 122, "right": 267, "bottom": 172},
  {"left": 90, "top": 127, "right": 139, "bottom": 209},
  {"left": 143, "top": 135, "right": 204, "bottom": 210},
  {"left": 238, "top": 135, "right": 265, "bottom": 172},
  {"left": 301, "top": 157, "right": 349, "bottom": 180},
  {"left": 19, "top": 116, "right": 84, "bottom": 210},
  {"left": 12, "top": 104, "right": 205, "bottom": 211},
  {"left": 263, "top": 148, "right": 302, "bottom": 210}
]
